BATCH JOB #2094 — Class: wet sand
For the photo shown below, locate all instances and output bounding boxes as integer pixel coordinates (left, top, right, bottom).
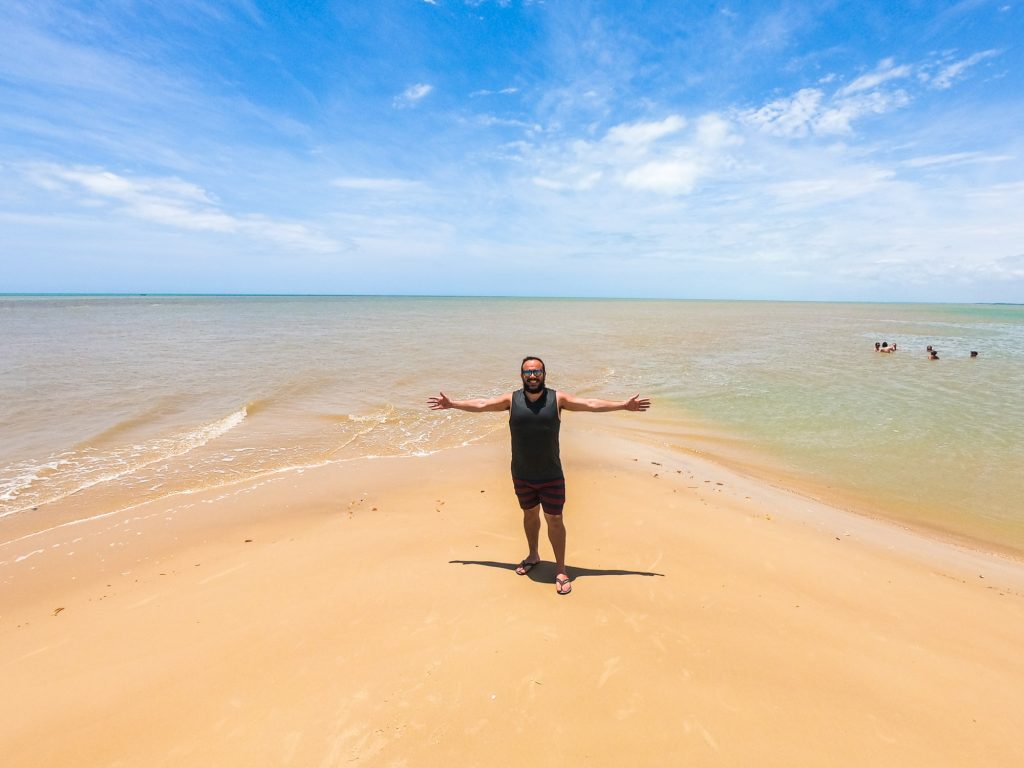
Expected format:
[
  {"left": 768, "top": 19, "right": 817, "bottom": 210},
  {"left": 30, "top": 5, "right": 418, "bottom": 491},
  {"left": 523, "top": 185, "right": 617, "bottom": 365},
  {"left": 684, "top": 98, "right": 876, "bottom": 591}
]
[{"left": 3, "top": 426, "right": 1024, "bottom": 766}]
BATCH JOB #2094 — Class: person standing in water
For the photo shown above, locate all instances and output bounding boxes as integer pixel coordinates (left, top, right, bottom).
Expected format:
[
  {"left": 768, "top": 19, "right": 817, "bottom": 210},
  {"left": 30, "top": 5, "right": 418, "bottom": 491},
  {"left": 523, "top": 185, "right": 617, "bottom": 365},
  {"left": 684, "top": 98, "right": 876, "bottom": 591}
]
[{"left": 428, "top": 357, "right": 651, "bottom": 595}]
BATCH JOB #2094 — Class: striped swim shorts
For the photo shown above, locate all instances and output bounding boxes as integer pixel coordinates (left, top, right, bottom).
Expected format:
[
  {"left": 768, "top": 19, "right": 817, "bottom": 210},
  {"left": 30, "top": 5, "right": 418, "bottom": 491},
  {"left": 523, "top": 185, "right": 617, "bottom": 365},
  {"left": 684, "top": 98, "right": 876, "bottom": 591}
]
[{"left": 512, "top": 476, "right": 566, "bottom": 516}]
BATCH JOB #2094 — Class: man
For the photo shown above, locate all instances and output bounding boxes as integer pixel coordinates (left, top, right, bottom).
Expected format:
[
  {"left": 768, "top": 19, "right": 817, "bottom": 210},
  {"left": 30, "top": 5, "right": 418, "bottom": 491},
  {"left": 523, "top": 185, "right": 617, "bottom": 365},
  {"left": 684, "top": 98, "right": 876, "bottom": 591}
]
[{"left": 428, "top": 356, "right": 651, "bottom": 595}]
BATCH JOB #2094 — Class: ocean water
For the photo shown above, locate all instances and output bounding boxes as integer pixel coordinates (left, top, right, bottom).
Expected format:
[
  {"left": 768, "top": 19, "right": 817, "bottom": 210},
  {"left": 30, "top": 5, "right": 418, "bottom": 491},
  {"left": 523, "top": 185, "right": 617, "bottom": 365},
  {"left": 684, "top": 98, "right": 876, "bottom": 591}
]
[{"left": 2, "top": 296, "right": 1022, "bottom": 554}]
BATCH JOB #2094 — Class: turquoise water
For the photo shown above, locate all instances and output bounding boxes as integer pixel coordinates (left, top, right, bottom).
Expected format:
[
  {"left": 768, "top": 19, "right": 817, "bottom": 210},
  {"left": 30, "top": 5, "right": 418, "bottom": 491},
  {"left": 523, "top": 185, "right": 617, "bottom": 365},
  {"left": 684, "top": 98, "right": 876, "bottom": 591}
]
[{"left": 1, "top": 296, "right": 1022, "bottom": 553}]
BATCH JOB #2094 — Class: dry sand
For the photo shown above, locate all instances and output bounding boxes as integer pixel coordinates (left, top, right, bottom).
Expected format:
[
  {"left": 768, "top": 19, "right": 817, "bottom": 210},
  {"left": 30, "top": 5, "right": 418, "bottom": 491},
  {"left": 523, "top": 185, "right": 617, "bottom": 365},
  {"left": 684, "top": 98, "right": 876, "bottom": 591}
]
[{"left": 3, "top": 424, "right": 1024, "bottom": 767}]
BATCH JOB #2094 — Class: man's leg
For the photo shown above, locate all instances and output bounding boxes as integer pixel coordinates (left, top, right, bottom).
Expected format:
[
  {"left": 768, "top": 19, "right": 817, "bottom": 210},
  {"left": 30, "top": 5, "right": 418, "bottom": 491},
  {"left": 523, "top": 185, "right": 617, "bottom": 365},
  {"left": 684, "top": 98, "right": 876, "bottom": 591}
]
[
  {"left": 545, "top": 512, "right": 569, "bottom": 592},
  {"left": 521, "top": 504, "right": 542, "bottom": 566}
]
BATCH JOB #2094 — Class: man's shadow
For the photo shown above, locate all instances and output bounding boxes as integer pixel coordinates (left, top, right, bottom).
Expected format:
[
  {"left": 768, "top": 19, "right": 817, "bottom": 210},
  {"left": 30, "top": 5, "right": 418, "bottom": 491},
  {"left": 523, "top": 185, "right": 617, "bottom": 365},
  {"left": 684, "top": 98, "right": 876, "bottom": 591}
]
[{"left": 449, "top": 559, "right": 665, "bottom": 583}]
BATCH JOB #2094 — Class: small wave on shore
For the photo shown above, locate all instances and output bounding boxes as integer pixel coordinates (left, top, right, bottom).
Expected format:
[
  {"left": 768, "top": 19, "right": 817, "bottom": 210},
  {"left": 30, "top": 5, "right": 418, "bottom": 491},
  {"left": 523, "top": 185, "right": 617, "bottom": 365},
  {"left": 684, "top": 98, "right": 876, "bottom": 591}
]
[
  {"left": 314, "top": 402, "right": 505, "bottom": 458},
  {"left": 0, "top": 406, "right": 248, "bottom": 519},
  {"left": 0, "top": 395, "right": 507, "bottom": 545}
]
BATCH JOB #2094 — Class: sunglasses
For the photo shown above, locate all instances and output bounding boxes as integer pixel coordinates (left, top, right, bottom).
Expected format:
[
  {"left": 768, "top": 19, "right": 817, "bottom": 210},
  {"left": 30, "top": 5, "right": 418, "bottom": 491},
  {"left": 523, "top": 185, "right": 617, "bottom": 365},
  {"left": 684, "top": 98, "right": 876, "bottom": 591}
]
[{"left": 521, "top": 369, "right": 545, "bottom": 377}]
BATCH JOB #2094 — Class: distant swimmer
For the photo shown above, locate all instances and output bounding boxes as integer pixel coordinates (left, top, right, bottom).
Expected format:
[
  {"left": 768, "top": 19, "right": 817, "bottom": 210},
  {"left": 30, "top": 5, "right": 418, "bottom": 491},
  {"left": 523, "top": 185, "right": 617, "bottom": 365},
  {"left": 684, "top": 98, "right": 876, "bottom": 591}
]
[
  {"left": 971, "top": 351, "right": 979, "bottom": 358},
  {"left": 929, "top": 349, "right": 939, "bottom": 360},
  {"left": 875, "top": 342, "right": 881, "bottom": 351},
  {"left": 429, "top": 357, "right": 650, "bottom": 596}
]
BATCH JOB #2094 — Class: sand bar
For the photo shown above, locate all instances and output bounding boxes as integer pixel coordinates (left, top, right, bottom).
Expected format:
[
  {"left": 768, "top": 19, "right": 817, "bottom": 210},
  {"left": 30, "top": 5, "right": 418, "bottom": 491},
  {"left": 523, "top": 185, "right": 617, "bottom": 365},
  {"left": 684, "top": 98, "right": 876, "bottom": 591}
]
[{"left": 3, "top": 425, "right": 1024, "bottom": 766}]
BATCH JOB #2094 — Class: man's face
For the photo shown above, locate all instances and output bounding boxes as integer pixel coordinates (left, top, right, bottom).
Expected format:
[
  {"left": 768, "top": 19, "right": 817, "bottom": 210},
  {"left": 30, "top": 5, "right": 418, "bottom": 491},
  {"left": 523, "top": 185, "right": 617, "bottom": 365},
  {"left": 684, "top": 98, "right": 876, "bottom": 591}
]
[{"left": 521, "top": 359, "right": 545, "bottom": 393}]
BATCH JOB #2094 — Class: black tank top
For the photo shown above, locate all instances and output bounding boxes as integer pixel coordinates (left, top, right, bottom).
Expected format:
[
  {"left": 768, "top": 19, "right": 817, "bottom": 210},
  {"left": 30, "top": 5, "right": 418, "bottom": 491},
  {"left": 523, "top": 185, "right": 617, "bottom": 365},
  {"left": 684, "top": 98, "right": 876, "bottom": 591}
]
[{"left": 509, "top": 388, "right": 562, "bottom": 480}]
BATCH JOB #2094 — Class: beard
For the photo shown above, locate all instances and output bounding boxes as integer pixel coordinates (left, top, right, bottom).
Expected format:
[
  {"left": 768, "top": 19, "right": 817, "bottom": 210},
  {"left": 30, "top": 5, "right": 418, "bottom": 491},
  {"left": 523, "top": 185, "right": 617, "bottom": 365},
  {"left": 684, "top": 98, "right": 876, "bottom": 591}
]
[{"left": 523, "top": 377, "right": 545, "bottom": 393}]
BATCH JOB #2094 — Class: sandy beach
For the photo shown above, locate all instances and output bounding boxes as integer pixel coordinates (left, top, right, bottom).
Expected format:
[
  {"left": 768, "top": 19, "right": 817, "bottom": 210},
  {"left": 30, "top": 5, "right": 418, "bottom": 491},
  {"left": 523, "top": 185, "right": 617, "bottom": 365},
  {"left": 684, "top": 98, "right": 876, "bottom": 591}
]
[{"left": 3, "top": 423, "right": 1024, "bottom": 767}]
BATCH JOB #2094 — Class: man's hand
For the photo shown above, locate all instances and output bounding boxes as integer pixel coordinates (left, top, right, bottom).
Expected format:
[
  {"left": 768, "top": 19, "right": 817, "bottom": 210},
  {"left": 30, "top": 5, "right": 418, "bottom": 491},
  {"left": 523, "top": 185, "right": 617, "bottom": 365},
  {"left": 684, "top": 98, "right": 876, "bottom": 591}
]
[
  {"left": 428, "top": 392, "right": 452, "bottom": 410},
  {"left": 624, "top": 394, "right": 651, "bottom": 412}
]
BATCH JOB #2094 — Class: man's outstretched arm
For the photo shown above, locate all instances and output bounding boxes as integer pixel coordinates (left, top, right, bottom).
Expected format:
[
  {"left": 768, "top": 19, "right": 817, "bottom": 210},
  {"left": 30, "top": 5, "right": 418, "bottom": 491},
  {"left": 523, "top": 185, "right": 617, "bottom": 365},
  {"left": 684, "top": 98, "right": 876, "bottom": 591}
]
[
  {"left": 558, "top": 392, "right": 651, "bottom": 412},
  {"left": 428, "top": 391, "right": 512, "bottom": 412}
]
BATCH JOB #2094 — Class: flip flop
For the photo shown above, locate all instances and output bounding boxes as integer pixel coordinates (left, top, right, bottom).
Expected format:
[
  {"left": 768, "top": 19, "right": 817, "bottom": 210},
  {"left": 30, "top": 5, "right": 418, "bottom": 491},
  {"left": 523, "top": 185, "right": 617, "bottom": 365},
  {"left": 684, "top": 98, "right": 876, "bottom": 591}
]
[
  {"left": 515, "top": 559, "right": 540, "bottom": 576},
  {"left": 555, "top": 575, "right": 572, "bottom": 595}
]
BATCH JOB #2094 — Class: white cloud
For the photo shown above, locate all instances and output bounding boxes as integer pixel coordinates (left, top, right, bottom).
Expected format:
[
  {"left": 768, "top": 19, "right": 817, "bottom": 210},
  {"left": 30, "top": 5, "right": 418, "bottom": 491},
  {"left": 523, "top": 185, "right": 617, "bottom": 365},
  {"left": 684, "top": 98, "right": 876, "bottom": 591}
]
[
  {"left": 768, "top": 167, "right": 897, "bottom": 206},
  {"left": 332, "top": 176, "right": 422, "bottom": 192},
  {"left": 742, "top": 50, "right": 996, "bottom": 141},
  {"left": 56, "top": 169, "right": 217, "bottom": 206},
  {"left": 470, "top": 87, "right": 519, "bottom": 97},
  {"left": 902, "top": 151, "right": 1010, "bottom": 168},
  {"left": 929, "top": 49, "right": 1000, "bottom": 89},
  {"left": 27, "top": 164, "right": 337, "bottom": 252},
  {"left": 525, "top": 113, "right": 741, "bottom": 198},
  {"left": 837, "top": 59, "right": 911, "bottom": 96},
  {"left": 742, "top": 74, "right": 911, "bottom": 138},
  {"left": 694, "top": 113, "right": 743, "bottom": 149},
  {"left": 742, "top": 88, "right": 823, "bottom": 137},
  {"left": 605, "top": 115, "right": 686, "bottom": 146},
  {"left": 623, "top": 159, "right": 701, "bottom": 195},
  {"left": 394, "top": 83, "right": 434, "bottom": 108},
  {"left": 532, "top": 170, "right": 603, "bottom": 191},
  {"left": 814, "top": 89, "right": 910, "bottom": 134},
  {"left": 475, "top": 114, "right": 538, "bottom": 130}
]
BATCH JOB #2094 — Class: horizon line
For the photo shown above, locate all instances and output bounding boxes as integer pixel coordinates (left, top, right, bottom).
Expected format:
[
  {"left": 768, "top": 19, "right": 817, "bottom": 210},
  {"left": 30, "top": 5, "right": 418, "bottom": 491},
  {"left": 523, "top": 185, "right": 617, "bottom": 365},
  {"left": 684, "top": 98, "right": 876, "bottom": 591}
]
[
  {"left": 0, "top": 292, "right": 1020, "bottom": 306},
  {"left": 0, "top": 290, "right": 1019, "bottom": 307}
]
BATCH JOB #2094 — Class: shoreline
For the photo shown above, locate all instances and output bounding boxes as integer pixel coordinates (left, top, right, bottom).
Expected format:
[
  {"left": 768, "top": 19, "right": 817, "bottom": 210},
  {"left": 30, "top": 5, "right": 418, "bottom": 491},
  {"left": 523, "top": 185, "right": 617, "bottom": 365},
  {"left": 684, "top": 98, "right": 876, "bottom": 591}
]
[
  {"left": 5, "top": 421, "right": 1024, "bottom": 611},
  {"left": 596, "top": 414, "right": 1024, "bottom": 564},
  {"left": 6, "top": 409, "right": 1024, "bottom": 568},
  {"left": 3, "top": 425, "right": 1024, "bottom": 764}
]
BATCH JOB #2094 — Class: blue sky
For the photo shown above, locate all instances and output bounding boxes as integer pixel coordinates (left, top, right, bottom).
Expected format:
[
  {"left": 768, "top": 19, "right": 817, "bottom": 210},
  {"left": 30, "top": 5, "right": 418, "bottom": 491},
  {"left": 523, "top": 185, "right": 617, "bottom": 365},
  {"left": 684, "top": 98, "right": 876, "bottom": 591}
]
[{"left": 1, "top": 0, "right": 1021, "bottom": 301}]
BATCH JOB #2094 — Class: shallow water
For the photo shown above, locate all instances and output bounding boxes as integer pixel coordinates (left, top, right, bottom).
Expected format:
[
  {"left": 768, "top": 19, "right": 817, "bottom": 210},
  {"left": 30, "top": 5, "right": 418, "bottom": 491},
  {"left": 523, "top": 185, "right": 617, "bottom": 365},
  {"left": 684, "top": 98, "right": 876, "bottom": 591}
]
[{"left": 2, "top": 296, "right": 1022, "bottom": 552}]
